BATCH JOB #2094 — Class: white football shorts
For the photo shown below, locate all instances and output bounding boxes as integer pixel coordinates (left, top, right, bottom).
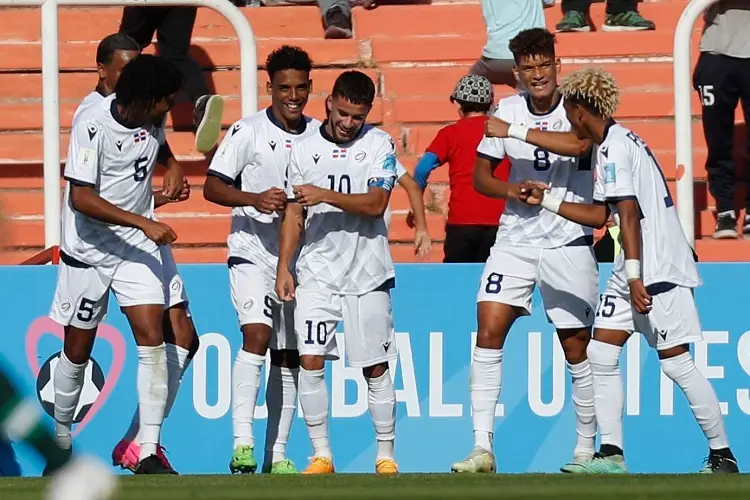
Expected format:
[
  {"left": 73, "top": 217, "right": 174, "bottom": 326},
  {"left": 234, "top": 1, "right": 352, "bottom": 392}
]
[
  {"left": 228, "top": 260, "right": 295, "bottom": 351},
  {"left": 49, "top": 250, "right": 166, "bottom": 330},
  {"left": 294, "top": 283, "right": 397, "bottom": 367},
  {"left": 477, "top": 239, "right": 599, "bottom": 329},
  {"left": 160, "top": 245, "right": 189, "bottom": 310},
  {"left": 593, "top": 273, "right": 703, "bottom": 350}
]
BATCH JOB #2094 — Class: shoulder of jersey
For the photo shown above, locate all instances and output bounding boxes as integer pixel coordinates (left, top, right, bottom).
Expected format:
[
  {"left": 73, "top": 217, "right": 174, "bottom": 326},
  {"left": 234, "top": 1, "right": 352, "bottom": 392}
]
[{"left": 359, "top": 125, "right": 396, "bottom": 150}]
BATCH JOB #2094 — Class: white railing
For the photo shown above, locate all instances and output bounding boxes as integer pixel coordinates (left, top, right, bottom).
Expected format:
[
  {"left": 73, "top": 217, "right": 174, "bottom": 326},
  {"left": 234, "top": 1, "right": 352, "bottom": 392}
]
[
  {"left": 673, "top": 0, "right": 719, "bottom": 248},
  {"left": 5, "top": 0, "right": 258, "bottom": 249}
]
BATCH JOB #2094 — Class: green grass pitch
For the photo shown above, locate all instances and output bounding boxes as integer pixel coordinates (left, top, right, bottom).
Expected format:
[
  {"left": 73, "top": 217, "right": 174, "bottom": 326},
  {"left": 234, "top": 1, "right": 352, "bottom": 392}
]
[{"left": 1, "top": 473, "right": 749, "bottom": 499}]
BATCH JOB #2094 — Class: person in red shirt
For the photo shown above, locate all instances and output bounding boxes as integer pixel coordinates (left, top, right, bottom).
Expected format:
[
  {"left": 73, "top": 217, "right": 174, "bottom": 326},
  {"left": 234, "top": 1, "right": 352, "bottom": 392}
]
[{"left": 413, "top": 75, "right": 509, "bottom": 263}]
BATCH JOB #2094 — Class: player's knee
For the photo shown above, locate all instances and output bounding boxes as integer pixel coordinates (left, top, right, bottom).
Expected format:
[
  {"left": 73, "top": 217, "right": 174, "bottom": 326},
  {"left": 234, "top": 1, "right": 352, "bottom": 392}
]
[
  {"left": 240, "top": 324, "right": 272, "bottom": 356},
  {"left": 270, "top": 349, "right": 300, "bottom": 369},
  {"left": 62, "top": 326, "right": 96, "bottom": 364},
  {"left": 299, "top": 354, "right": 325, "bottom": 371},
  {"left": 558, "top": 328, "right": 591, "bottom": 364},
  {"left": 476, "top": 302, "right": 515, "bottom": 349},
  {"left": 362, "top": 362, "right": 388, "bottom": 379},
  {"left": 166, "top": 306, "right": 197, "bottom": 351},
  {"left": 586, "top": 339, "right": 622, "bottom": 375}
]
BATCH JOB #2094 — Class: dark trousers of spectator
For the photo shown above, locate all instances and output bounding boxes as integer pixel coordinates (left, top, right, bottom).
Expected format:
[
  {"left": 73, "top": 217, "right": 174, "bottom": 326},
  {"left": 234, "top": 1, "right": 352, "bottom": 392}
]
[
  {"left": 443, "top": 224, "right": 498, "bottom": 263},
  {"left": 562, "top": 0, "right": 638, "bottom": 14},
  {"left": 693, "top": 51, "right": 750, "bottom": 215},
  {"left": 120, "top": 7, "right": 209, "bottom": 104}
]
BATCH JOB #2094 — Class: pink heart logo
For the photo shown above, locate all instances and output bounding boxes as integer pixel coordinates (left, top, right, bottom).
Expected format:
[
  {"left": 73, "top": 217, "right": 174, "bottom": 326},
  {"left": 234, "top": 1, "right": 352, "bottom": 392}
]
[{"left": 25, "top": 317, "right": 126, "bottom": 436}]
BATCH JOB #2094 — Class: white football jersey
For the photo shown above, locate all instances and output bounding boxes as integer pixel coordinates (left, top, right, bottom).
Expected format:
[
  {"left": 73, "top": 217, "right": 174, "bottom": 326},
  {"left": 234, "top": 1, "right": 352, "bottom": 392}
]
[
  {"left": 61, "top": 94, "right": 165, "bottom": 269},
  {"left": 73, "top": 90, "right": 106, "bottom": 123},
  {"left": 384, "top": 161, "right": 408, "bottom": 228},
  {"left": 288, "top": 124, "right": 398, "bottom": 295},
  {"left": 207, "top": 108, "right": 321, "bottom": 277},
  {"left": 477, "top": 93, "right": 594, "bottom": 248},
  {"left": 594, "top": 121, "right": 701, "bottom": 289}
]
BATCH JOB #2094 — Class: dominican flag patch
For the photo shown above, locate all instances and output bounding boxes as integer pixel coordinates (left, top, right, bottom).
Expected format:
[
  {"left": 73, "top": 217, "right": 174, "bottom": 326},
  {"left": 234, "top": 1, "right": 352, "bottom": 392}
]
[
  {"left": 133, "top": 129, "right": 148, "bottom": 143},
  {"left": 285, "top": 139, "right": 292, "bottom": 150},
  {"left": 332, "top": 148, "right": 347, "bottom": 159},
  {"left": 534, "top": 121, "right": 549, "bottom": 131}
]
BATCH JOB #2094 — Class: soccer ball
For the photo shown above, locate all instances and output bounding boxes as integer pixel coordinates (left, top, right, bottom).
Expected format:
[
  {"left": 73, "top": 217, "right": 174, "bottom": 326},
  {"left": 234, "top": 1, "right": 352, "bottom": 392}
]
[{"left": 36, "top": 352, "right": 105, "bottom": 424}]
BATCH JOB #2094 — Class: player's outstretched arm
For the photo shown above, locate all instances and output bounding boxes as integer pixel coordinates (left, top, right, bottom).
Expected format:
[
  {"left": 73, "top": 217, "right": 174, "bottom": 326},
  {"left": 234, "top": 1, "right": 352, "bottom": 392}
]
[
  {"left": 276, "top": 202, "right": 304, "bottom": 301},
  {"left": 398, "top": 172, "right": 432, "bottom": 259},
  {"left": 295, "top": 183, "right": 391, "bottom": 218},
  {"left": 522, "top": 180, "right": 610, "bottom": 228},
  {"left": 474, "top": 156, "right": 519, "bottom": 200},
  {"left": 486, "top": 117, "right": 592, "bottom": 158}
]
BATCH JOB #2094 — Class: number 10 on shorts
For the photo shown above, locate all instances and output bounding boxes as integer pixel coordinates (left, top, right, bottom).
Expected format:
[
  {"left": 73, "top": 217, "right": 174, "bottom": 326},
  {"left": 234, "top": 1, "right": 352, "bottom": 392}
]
[{"left": 305, "top": 320, "right": 327, "bottom": 345}]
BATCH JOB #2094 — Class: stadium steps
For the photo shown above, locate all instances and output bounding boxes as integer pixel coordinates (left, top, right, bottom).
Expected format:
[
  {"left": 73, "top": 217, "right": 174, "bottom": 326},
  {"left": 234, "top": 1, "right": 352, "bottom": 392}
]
[{"left": 1, "top": 0, "right": 749, "bottom": 263}]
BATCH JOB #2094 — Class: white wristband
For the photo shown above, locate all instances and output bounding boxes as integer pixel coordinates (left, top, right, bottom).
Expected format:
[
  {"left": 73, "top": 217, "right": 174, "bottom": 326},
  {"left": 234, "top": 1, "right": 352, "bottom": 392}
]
[
  {"left": 508, "top": 124, "right": 529, "bottom": 141},
  {"left": 625, "top": 259, "right": 641, "bottom": 283},
  {"left": 540, "top": 193, "right": 563, "bottom": 214}
]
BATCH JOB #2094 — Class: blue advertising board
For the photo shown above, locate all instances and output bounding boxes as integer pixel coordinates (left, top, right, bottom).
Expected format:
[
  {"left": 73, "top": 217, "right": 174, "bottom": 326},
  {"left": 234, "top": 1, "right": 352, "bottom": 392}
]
[{"left": 0, "top": 263, "right": 748, "bottom": 476}]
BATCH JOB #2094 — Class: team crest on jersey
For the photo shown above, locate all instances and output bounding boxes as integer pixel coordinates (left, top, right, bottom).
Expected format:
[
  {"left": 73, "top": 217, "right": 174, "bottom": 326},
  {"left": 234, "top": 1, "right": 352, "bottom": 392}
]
[
  {"left": 534, "top": 120, "right": 549, "bottom": 131},
  {"left": 133, "top": 130, "right": 148, "bottom": 143},
  {"left": 332, "top": 148, "right": 347, "bottom": 159},
  {"left": 604, "top": 162, "right": 617, "bottom": 184}
]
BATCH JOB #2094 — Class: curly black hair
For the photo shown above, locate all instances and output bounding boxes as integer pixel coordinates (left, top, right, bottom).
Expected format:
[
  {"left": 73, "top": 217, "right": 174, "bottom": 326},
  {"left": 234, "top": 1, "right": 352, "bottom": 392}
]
[
  {"left": 114, "top": 54, "right": 182, "bottom": 112},
  {"left": 508, "top": 28, "right": 557, "bottom": 63},
  {"left": 266, "top": 45, "right": 313, "bottom": 81}
]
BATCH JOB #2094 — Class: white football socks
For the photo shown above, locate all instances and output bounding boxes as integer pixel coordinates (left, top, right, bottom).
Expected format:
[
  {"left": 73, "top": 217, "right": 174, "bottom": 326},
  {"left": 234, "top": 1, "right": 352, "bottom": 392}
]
[
  {"left": 567, "top": 359, "right": 597, "bottom": 457},
  {"left": 53, "top": 351, "right": 86, "bottom": 450},
  {"left": 231, "top": 349, "right": 265, "bottom": 449},
  {"left": 264, "top": 364, "right": 299, "bottom": 464},
  {"left": 136, "top": 343, "right": 168, "bottom": 461},
  {"left": 660, "top": 352, "right": 729, "bottom": 450},
  {"left": 299, "top": 367, "right": 331, "bottom": 459},
  {"left": 470, "top": 347, "right": 503, "bottom": 453},
  {"left": 367, "top": 372, "right": 396, "bottom": 461},
  {"left": 587, "top": 340, "right": 624, "bottom": 451}
]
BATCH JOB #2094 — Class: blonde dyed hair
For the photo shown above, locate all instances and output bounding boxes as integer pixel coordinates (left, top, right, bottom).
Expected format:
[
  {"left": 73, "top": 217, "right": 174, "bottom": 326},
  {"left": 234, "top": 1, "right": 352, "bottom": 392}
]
[{"left": 559, "top": 67, "right": 620, "bottom": 119}]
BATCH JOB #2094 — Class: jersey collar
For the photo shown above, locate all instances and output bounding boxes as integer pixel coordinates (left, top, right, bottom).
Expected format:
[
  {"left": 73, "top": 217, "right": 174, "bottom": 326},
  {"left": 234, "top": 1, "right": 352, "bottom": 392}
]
[
  {"left": 265, "top": 106, "right": 307, "bottom": 135},
  {"left": 110, "top": 99, "right": 143, "bottom": 130},
  {"left": 319, "top": 121, "right": 365, "bottom": 146},
  {"left": 602, "top": 118, "right": 617, "bottom": 142},
  {"left": 523, "top": 91, "right": 563, "bottom": 117}
]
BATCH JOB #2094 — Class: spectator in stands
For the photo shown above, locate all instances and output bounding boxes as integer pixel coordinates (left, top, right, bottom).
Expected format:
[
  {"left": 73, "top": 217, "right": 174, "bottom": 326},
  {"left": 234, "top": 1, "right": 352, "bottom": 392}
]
[
  {"left": 119, "top": 7, "right": 225, "bottom": 153},
  {"left": 317, "top": 0, "right": 368, "bottom": 39},
  {"left": 413, "top": 75, "right": 507, "bottom": 263},
  {"left": 693, "top": 0, "right": 750, "bottom": 239},
  {"left": 556, "top": 0, "right": 654, "bottom": 32},
  {"left": 470, "top": 0, "right": 554, "bottom": 87}
]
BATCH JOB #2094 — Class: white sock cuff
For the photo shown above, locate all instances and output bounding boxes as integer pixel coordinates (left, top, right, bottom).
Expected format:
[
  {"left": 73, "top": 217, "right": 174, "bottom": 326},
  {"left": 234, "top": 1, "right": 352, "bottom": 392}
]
[
  {"left": 166, "top": 343, "right": 191, "bottom": 367},
  {"left": 137, "top": 343, "right": 167, "bottom": 364},
  {"left": 58, "top": 351, "right": 85, "bottom": 377},
  {"left": 587, "top": 340, "right": 622, "bottom": 366},
  {"left": 237, "top": 349, "right": 266, "bottom": 366},
  {"left": 366, "top": 371, "right": 392, "bottom": 389},
  {"left": 300, "top": 367, "right": 325, "bottom": 380},
  {"left": 659, "top": 352, "right": 694, "bottom": 377},
  {"left": 473, "top": 346, "right": 503, "bottom": 363},
  {"left": 567, "top": 359, "right": 592, "bottom": 375}
]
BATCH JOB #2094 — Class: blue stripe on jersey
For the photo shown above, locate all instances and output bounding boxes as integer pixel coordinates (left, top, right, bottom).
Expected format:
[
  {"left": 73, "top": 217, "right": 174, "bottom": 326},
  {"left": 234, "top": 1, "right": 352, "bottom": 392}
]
[{"left": 368, "top": 177, "right": 395, "bottom": 192}]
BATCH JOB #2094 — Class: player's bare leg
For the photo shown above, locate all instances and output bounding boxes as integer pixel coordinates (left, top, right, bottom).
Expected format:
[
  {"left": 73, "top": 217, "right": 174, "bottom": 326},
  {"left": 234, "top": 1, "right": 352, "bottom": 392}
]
[
  {"left": 53, "top": 325, "right": 97, "bottom": 456},
  {"left": 557, "top": 327, "right": 597, "bottom": 473},
  {"left": 229, "top": 323, "right": 271, "bottom": 474},
  {"left": 114, "top": 305, "right": 198, "bottom": 472},
  {"left": 121, "top": 304, "right": 175, "bottom": 475},
  {"left": 451, "top": 301, "right": 521, "bottom": 473},
  {"left": 299, "top": 354, "right": 334, "bottom": 474},
  {"left": 262, "top": 348, "right": 300, "bottom": 474},
  {"left": 657, "top": 345, "right": 738, "bottom": 474},
  {"left": 576, "top": 328, "right": 629, "bottom": 474},
  {"left": 363, "top": 362, "right": 398, "bottom": 475}
]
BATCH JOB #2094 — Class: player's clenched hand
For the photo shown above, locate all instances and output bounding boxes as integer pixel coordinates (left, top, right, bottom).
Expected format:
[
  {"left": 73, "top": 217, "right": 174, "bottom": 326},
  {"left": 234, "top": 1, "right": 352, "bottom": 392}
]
[
  {"left": 177, "top": 178, "right": 191, "bottom": 202},
  {"left": 485, "top": 117, "right": 510, "bottom": 138},
  {"left": 294, "top": 184, "right": 327, "bottom": 207},
  {"left": 518, "top": 180, "right": 550, "bottom": 206},
  {"left": 275, "top": 269, "right": 296, "bottom": 302},
  {"left": 141, "top": 220, "right": 177, "bottom": 245},
  {"left": 414, "top": 230, "right": 432, "bottom": 261},
  {"left": 254, "top": 188, "right": 287, "bottom": 214},
  {"left": 162, "top": 164, "right": 185, "bottom": 201},
  {"left": 629, "top": 279, "right": 652, "bottom": 314},
  {"left": 406, "top": 210, "right": 416, "bottom": 229}
]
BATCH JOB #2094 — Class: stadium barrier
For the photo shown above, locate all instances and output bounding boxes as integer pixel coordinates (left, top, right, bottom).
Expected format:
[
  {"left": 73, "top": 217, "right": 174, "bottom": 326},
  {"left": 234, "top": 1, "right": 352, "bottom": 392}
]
[
  {"left": 673, "top": 0, "right": 721, "bottom": 247},
  {"left": 0, "top": 263, "right": 748, "bottom": 475},
  {"left": 3, "top": 0, "right": 258, "bottom": 250}
]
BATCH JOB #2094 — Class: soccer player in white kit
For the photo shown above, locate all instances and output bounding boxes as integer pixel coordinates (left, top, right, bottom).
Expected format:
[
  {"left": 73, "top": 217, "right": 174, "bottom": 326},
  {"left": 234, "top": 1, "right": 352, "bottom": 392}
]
[
  {"left": 65, "top": 34, "right": 201, "bottom": 474},
  {"left": 204, "top": 46, "right": 323, "bottom": 475},
  {"left": 276, "top": 71, "right": 399, "bottom": 475},
  {"left": 451, "top": 29, "right": 598, "bottom": 474},
  {"left": 514, "top": 67, "right": 739, "bottom": 474},
  {"left": 48, "top": 55, "right": 183, "bottom": 475}
]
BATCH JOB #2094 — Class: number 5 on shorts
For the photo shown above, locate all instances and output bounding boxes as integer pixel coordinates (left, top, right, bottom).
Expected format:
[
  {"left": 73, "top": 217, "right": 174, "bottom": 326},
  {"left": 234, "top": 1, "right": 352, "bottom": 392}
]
[
  {"left": 485, "top": 273, "right": 503, "bottom": 294},
  {"left": 305, "top": 320, "right": 327, "bottom": 345}
]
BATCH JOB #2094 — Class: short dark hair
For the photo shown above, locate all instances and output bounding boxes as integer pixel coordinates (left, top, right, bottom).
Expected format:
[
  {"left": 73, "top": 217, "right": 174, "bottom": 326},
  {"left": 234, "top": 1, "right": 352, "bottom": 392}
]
[
  {"left": 266, "top": 45, "right": 313, "bottom": 81},
  {"left": 97, "top": 33, "right": 141, "bottom": 65},
  {"left": 331, "top": 71, "right": 376, "bottom": 106},
  {"left": 509, "top": 28, "right": 557, "bottom": 64},
  {"left": 115, "top": 54, "right": 182, "bottom": 110}
]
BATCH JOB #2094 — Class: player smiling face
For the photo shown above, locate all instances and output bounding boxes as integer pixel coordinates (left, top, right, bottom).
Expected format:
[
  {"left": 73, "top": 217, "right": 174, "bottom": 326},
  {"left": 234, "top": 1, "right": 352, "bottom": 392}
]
[
  {"left": 265, "top": 45, "right": 314, "bottom": 131},
  {"left": 325, "top": 70, "right": 376, "bottom": 143},
  {"left": 509, "top": 28, "right": 561, "bottom": 105}
]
